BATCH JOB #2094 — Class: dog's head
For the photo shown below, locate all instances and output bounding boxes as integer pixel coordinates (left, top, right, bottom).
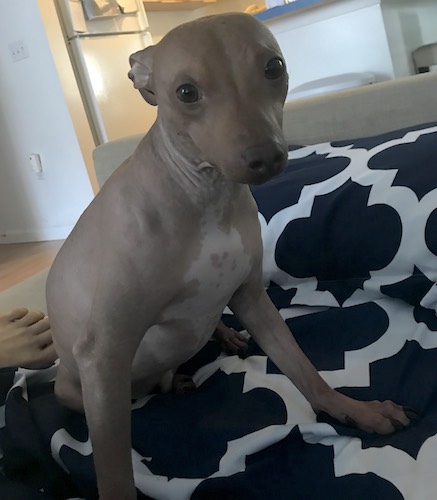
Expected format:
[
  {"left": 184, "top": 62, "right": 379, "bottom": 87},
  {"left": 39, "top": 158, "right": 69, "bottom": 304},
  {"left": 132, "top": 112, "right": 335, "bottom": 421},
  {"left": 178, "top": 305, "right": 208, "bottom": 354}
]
[{"left": 128, "top": 13, "right": 288, "bottom": 185}]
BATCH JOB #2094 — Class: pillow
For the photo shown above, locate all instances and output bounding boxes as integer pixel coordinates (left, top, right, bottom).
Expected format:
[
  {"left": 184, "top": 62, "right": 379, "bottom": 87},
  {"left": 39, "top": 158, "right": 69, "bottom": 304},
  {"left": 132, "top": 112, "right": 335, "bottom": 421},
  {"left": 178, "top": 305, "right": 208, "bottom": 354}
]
[{"left": 250, "top": 121, "right": 437, "bottom": 309}]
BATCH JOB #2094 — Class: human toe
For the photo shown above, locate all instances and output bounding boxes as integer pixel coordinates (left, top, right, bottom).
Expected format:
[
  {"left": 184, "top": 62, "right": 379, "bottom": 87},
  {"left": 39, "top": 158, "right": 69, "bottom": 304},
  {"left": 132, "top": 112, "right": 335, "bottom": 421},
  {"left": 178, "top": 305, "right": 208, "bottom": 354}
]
[
  {"left": 2, "top": 308, "right": 29, "bottom": 324},
  {"left": 16, "top": 309, "right": 46, "bottom": 327}
]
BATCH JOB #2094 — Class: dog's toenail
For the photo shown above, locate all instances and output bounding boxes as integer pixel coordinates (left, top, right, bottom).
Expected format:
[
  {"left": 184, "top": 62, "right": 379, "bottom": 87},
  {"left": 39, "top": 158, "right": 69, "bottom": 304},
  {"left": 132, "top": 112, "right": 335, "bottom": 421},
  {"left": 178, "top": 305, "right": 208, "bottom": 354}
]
[
  {"left": 390, "top": 418, "right": 405, "bottom": 431},
  {"left": 403, "top": 407, "right": 419, "bottom": 420}
]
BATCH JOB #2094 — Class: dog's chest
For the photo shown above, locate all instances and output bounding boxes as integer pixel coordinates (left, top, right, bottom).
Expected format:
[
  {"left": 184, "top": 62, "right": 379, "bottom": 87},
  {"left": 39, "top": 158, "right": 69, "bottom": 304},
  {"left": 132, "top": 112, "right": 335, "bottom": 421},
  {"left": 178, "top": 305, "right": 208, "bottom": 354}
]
[
  {"left": 165, "top": 208, "right": 258, "bottom": 320},
  {"left": 190, "top": 223, "right": 253, "bottom": 295}
]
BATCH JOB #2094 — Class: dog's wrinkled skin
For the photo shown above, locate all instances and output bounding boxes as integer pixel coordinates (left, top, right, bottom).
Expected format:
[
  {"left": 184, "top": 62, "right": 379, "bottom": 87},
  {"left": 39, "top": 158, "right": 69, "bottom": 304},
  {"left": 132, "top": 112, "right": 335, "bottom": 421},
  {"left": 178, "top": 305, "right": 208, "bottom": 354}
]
[{"left": 47, "top": 13, "right": 411, "bottom": 500}]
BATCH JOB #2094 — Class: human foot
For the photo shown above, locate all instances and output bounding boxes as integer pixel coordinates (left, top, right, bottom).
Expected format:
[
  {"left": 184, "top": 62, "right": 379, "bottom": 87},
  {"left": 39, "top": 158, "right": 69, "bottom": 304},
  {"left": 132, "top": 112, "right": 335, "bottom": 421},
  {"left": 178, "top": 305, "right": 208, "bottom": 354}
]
[{"left": 0, "top": 308, "right": 57, "bottom": 369}]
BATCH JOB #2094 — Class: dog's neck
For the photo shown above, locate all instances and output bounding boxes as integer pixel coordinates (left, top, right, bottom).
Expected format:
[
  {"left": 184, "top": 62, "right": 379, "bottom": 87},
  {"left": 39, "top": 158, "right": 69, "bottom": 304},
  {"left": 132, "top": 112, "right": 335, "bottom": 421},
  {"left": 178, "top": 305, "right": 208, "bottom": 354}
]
[{"left": 143, "top": 121, "right": 245, "bottom": 209}]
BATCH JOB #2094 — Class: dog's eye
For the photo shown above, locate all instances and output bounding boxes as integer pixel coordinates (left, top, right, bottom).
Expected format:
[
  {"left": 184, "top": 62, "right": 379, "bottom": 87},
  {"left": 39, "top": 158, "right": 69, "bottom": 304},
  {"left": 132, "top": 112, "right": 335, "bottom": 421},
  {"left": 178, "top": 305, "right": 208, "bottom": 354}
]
[
  {"left": 176, "top": 84, "right": 200, "bottom": 103},
  {"left": 265, "top": 57, "right": 285, "bottom": 80}
]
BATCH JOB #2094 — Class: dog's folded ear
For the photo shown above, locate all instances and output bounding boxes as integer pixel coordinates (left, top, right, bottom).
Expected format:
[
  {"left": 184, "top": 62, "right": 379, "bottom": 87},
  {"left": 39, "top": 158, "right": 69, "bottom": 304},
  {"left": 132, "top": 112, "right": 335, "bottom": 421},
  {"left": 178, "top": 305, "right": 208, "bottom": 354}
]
[{"left": 128, "top": 47, "right": 157, "bottom": 106}]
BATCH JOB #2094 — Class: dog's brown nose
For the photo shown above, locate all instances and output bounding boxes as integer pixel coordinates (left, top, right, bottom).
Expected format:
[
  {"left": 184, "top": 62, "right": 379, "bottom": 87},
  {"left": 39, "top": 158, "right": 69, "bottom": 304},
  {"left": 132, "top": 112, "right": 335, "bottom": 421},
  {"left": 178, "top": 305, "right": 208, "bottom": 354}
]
[{"left": 243, "top": 143, "right": 287, "bottom": 174}]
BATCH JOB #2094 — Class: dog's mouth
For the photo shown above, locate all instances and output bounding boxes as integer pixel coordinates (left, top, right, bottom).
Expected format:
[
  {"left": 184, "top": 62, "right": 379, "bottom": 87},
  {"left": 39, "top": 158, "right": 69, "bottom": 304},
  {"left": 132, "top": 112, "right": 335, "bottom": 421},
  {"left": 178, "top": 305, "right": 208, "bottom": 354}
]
[
  {"left": 246, "top": 163, "right": 284, "bottom": 185},
  {"left": 222, "top": 163, "right": 285, "bottom": 186}
]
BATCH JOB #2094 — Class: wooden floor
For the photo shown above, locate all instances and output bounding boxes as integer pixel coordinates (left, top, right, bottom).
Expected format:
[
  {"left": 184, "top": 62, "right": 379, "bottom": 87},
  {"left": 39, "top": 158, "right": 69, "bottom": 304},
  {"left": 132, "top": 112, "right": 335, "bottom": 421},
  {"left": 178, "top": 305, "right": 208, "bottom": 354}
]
[{"left": 0, "top": 240, "right": 64, "bottom": 292}]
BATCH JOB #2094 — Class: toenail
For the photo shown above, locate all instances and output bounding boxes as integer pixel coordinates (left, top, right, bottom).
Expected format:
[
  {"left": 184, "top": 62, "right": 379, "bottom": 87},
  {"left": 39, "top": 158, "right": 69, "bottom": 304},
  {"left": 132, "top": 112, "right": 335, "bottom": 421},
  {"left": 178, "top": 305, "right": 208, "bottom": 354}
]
[
  {"left": 403, "top": 407, "right": 419, "bottom": 420},
  {"left": 390, "top": 418, "right": 405, "bottom": 431}
]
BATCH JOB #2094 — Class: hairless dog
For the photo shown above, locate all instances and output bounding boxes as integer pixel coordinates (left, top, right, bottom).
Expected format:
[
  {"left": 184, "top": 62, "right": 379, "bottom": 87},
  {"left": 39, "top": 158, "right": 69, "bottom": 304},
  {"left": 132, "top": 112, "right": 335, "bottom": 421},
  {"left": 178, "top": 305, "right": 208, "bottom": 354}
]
[{"left": 46, "top": 13, "right": 411, "bottom": 500}]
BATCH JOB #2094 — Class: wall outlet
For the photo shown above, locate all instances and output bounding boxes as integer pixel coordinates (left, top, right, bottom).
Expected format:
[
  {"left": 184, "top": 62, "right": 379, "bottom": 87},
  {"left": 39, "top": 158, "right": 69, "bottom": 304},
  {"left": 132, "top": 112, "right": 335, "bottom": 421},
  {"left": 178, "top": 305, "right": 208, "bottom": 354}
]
[
  {"left": 8, "top": 40, "right": 29, "bottom": 63},
  {"left": 29, "top": 153, "right": 43, "bottom": 174}
]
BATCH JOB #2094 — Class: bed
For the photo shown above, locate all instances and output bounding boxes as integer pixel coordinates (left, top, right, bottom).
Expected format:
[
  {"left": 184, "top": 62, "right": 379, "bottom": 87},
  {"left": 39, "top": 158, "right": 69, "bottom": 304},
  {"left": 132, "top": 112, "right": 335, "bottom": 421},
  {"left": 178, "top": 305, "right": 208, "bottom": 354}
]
[{"left": 1, "top": 71, "right": 437, "bottom": 500}]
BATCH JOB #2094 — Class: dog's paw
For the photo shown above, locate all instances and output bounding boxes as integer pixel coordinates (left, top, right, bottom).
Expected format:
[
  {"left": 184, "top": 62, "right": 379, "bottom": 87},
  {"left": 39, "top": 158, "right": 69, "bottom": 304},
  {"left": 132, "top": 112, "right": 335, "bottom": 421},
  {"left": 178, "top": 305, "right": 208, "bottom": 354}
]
[
  {"left": 347, "top": 399, "right": 418, "bottom": 434},
  {"left": 172, "top": 373, "right": 196, "bottom": 395},
  {"left": 315, "top": 392, "right": 418, "bottom": 435},
  {"left": 215, "top": 326, "right": 249, "bottom": 356}
]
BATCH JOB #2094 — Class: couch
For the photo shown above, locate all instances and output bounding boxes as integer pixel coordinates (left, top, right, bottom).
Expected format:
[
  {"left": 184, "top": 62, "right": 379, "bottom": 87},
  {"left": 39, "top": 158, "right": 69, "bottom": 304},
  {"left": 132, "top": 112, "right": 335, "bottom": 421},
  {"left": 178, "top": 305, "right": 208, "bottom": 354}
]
[{"left": 1, "top": 71, "right": 437, "bottom": 500}]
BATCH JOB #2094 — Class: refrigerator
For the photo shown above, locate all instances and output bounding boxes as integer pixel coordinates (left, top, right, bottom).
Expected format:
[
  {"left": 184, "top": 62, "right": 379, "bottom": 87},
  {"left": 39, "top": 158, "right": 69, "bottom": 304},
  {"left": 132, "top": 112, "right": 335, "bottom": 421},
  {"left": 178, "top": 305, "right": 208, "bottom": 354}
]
[{"left": 56, "top": 0, "right": 157, "bottom": 145}]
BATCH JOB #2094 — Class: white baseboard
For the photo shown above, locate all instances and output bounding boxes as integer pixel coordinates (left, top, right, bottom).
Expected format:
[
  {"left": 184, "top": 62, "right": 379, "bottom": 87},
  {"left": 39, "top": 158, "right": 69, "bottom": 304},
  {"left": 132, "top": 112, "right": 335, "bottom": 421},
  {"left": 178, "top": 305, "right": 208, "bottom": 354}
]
[{"left": 0, "top": 225, "right": 74, "bottom": 243}]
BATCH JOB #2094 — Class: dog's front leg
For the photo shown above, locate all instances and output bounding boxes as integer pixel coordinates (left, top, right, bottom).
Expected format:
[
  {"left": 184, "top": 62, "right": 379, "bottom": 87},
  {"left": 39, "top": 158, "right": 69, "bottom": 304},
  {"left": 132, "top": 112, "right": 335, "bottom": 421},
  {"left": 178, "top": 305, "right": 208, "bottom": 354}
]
[
  {"left": 74, "top": 324, "right": 142, "bottom": 500},
  {"left": 229, "top": 275, "right": 412, "bottom": 435}
]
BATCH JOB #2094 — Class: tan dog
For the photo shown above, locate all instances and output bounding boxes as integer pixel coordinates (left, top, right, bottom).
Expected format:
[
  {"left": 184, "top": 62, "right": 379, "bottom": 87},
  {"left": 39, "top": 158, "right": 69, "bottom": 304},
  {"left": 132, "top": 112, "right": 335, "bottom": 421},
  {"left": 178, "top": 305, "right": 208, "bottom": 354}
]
[{"left": 46, "top": 13, "right": 411, "bottom": 500}]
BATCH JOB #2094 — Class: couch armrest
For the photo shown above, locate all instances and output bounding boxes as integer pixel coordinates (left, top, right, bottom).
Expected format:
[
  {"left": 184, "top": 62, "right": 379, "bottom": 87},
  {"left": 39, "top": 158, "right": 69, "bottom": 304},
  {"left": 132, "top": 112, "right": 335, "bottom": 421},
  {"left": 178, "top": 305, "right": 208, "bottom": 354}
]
[
  {"left": 282, "top": 72, "right": 437, "bottom": 145},
  {"left": 93, "top": 134, "right": 143, "bottom": 188}
]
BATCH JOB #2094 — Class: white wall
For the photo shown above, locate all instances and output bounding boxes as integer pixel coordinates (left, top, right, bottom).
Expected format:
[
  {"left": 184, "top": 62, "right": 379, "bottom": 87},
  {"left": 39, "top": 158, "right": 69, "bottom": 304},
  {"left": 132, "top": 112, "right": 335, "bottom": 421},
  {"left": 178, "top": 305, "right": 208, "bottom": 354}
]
[
  {"left": 381, "top": 0, "right": 437, "bottom": 77},
  {"left": 0, "top": 0, "right": 94, "bottom": 243}
]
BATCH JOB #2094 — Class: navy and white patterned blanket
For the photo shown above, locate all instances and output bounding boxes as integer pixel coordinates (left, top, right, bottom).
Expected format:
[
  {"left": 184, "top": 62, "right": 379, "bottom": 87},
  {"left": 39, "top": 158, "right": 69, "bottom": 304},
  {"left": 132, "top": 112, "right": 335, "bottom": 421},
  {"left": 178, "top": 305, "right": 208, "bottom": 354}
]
[{"left": 1, "top": 122, "right": 437, "bottom": 499}]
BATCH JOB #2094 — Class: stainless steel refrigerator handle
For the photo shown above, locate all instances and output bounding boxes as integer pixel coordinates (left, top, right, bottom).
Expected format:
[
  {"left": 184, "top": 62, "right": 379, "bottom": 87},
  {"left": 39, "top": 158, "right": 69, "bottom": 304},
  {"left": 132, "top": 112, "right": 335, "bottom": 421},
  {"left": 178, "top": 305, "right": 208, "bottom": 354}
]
[{"left": 69, "top": 29, "right": 149, "bottom": 40}]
